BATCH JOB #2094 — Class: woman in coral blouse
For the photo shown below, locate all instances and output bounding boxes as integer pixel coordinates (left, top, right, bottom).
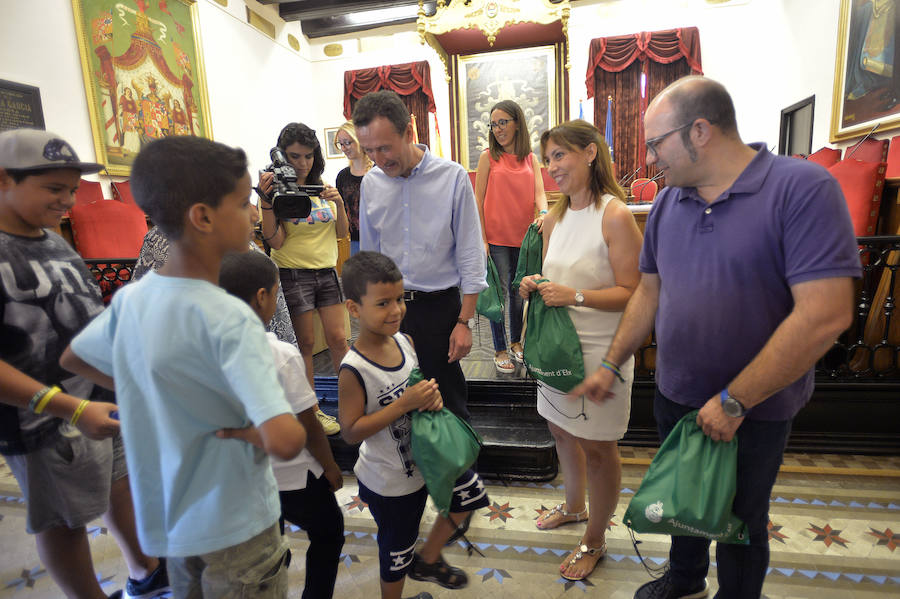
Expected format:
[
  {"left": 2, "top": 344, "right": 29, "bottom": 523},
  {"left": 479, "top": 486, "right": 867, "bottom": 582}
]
[{"left": 474, "top": 100, "right": 548, "bottom": 374}]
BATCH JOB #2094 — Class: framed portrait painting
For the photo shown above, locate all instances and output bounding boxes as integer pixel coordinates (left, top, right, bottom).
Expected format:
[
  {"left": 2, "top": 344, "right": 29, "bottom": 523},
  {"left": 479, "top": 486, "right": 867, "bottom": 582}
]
[
  {"left": 324, "top": 127, "right": 343, "bottom": 159},
  {"left": 453, "top": 45, "right": 563, "bottom": 170},
  {"left": 72, "top": 0, "right": 213, "bottom": 175},
  {"left": 830, "top": 0, "right": 900, "bottom": 142}
]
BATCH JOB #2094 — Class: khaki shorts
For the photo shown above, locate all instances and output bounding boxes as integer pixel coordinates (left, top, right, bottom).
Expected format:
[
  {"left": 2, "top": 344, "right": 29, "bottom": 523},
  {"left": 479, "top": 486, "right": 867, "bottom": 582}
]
[
  {"left": 5, "top": 426, "right": 127, "bottom": 533},
  {"left": 168, "top": 522, "right": 289, "bottom": 599}
]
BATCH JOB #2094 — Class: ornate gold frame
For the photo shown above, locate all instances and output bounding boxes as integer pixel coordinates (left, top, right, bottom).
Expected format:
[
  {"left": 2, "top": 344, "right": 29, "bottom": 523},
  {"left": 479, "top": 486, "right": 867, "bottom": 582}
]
[
  {"left": 417, "top": 0, "right": 571, "bottom": 82},
  {"left": 830, "top": 0, "right": 900, "bottom": 142},
  {"left": 72, "top": 0, "right": 213, "bottom": 175}
]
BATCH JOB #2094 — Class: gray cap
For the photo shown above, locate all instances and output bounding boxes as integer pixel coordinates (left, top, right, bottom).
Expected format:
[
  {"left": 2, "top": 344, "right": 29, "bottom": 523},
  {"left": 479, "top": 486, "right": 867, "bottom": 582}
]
[{"left": 0, "top": 128, "right": 104, "bottom": 174}]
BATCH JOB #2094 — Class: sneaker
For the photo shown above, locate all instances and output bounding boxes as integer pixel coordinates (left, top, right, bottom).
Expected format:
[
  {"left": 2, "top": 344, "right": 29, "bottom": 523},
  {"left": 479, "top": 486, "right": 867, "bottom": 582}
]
[
  {"left": 316, "top": 409, "right": 341, "bottom": 435},
  {"left": 408, "top": 552, "right": 468, "bottom": 589},
  {"left": 634, "top": 572, "right": 708, "bottom": 599},
  {"left": 125, "top": 558, "right": 171, "bottom": 599}
]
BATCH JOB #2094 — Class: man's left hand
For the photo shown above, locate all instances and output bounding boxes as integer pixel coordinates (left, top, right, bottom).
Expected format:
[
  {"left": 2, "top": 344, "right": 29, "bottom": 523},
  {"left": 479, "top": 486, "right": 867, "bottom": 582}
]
[
  {"left": 697, "top": 395, "right": 743, "bottom": 442},
  {"left": 448, "top": 323, "right": 473, "bottom": 362}
]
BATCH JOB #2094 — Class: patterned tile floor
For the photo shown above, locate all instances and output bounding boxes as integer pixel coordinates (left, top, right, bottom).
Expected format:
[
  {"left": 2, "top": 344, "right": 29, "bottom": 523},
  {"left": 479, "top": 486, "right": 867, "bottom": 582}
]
[{"left": 1, "top": 453, "right": 898, "bottom": 598}]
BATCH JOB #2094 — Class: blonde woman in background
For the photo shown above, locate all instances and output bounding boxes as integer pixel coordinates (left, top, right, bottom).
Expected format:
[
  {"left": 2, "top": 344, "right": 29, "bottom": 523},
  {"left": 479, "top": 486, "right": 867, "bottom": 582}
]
[{"left": 334, "top": 121, "right": 372, "bottom": 255}]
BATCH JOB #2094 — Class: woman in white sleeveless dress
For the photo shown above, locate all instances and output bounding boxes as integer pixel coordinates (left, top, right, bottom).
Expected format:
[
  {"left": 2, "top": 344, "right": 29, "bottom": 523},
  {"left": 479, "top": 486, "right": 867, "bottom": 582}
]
[{"left": 519, "top": 120, "right": 643, "bottom": 581}]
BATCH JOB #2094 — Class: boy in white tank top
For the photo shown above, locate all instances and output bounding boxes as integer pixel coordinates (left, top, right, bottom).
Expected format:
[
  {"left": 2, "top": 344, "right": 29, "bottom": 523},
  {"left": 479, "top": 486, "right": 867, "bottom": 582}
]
[{"left": 339, "top": 251, "right": 489, "bottom": 599}]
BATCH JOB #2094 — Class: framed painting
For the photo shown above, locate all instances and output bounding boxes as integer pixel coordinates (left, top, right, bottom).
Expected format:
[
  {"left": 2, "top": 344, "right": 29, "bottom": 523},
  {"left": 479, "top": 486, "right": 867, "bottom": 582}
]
[
  {"left": 324, "top": 127, "right": 342, "bottom": 159},
  {"left": 830, "top": 0, "right": 900, "bottom": 142},
  {"left": 72, "top": 0, "right": 212, "bottom": 175},
  {"left": 453, "top": 45, "right": 562, "bottom": 170}
]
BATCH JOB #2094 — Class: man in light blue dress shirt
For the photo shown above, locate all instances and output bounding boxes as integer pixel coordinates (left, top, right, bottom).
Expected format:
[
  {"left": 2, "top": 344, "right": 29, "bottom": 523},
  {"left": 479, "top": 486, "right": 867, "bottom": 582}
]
[{"left": 353, "top": 90, "right": 487, "bottom": 421}]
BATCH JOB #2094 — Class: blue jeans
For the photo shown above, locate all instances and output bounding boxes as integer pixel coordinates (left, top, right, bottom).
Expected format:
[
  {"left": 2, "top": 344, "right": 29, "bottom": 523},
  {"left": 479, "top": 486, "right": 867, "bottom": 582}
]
[
  {"left": 488, "top": 244, "right": 524, "bottom": 352},
  {"left": 653, "top": 388, "right": 792, "bottom": 599}
]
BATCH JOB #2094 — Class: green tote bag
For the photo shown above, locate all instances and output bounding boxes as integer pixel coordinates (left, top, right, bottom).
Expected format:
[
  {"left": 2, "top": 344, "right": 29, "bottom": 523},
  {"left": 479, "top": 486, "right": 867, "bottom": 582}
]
[
  {"left": 512, "top": 223, "right": 543, "bottom": 290},
  {"left": 476, "top": 256, "right": 504, "bottom": 323},
  {"left": 522, "top": 280, "right": 585, "bottom": 393},
  {"left": 624, "top": 411, "right": 748, "bottom": 544},
  {"left": 407, "top": 368, "right": 483, "bottom": 516}
]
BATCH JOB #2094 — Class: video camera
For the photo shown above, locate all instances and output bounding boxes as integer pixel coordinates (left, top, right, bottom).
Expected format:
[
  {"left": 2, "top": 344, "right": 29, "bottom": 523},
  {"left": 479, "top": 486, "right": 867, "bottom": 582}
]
[{"left": 260, "top": 147, "right": 321, "bottom": 220}]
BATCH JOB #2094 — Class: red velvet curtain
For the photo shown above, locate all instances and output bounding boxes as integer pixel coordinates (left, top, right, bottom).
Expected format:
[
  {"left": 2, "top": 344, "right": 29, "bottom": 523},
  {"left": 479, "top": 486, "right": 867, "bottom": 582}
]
[
  {"left": 344, "top": 61, "right": 436, "bottom": 146},
  {"left": 587, "top": 28, "right": 702, "bottom": 183}
]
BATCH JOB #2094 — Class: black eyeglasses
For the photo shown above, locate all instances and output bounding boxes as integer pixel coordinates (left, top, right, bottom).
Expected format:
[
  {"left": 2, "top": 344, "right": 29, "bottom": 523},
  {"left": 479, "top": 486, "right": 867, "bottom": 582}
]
[
  {"left": 645, "top": 122, "right": 695, "bottom": 156},
  {"left": 335, "top": 139, "right": 354, "bottom": 149},
  {"left": 489, "top": 118, "right": 516, "bottom": 131}
]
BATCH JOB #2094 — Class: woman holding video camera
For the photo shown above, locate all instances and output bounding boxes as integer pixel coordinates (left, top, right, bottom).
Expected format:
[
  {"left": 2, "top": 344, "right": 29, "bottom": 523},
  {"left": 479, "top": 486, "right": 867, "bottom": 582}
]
[{"left": 259, "top": 122, "right": 349, "bottom": 435}]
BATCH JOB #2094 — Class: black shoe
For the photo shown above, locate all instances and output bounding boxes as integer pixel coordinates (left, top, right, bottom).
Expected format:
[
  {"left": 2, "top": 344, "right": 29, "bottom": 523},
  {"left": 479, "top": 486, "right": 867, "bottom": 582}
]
[
  {"left": 634, "top": 571, "right": 708, "bottom": 599},
  {"left": 108, "top": 592, "right": 123, "bottom": 599},
  {"left": 445, "top": 512, "right": 472, "bottom": 546},
  {"left": 125, "top": 558, "right": 171, "bottom": 599},
  {"left": 408, "top": 552, "right": 468, "bottom": 589}
]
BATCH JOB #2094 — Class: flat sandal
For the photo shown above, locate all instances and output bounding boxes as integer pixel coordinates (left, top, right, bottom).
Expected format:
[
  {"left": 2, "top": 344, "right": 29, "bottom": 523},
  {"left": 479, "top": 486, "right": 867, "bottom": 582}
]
[
  {"left": 560, "top": 541, "right": 606, "bottom": 581},
  {"left": 535, "top": 503, "right": 588, "bottom": 530}
]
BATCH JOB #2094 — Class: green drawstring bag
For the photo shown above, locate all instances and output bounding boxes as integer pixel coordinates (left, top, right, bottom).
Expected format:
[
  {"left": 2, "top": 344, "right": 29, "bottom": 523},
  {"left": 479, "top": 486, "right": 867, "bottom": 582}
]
[
  {"left": 522, "top": 280, "right": 585, "bottom": 393},
  {"left": 476, "top": 256, "right": 504, "bottom": 323},
  {"left": 407, "top": 368, "right": 483, "bottom": 516},
  {"left": 512, "top": 223, "right": 543, "bottom": 290},
  {"left": 624, "top": 411, "right": 748, "bottom": 544}
]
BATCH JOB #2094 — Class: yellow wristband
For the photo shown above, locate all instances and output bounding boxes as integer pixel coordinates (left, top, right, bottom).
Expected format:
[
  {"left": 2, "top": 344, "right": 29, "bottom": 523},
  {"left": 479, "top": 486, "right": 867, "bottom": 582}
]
[
  {"left": 33, "top": 386, "right": 62, "bottom": 414},
  {"left": 70, "top": 400, "right": 90, "bottom": 426}
]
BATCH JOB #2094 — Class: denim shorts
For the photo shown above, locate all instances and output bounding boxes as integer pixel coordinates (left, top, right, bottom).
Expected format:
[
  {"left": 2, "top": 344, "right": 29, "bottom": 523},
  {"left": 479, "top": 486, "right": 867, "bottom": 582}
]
[
  {"left": 279, "top": 267, "right": 343, "bottom": 314},
  {"left": 5, "top": 427, "right": 127, "bottom": 533}
]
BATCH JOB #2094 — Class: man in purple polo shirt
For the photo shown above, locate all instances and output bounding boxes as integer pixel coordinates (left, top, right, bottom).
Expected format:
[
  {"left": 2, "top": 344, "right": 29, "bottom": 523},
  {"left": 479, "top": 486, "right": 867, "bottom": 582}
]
[{"left": 575, "top": 77, "right": 860, "bottom": 599}]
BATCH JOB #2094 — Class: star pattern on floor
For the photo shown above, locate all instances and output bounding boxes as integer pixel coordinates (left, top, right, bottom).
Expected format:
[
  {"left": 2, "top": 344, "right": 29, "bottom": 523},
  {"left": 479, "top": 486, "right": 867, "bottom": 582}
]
[
  {"left": 340, "top": 553, "right": 360, "bottom": 569},
  {"left": 95, "top": 571, "right": 116, "bottom": 588},
  {"left": 808, "top": 522, "right": 850, "bottom": 548},
  {"left": 476, "top": 567, "right": 511, "bottom": 583},
  {"left": 535, "top": 504, "right": 553, "bottom": 520},
  {"left": 87, "top": 525, "right": 108, "bottom": 539},
  {"left": 484, "top": 501, "right": 515, "bottom": 523},
  {"left": 867, "top": 527, "right": 899, "bottom": 551},
  {"left": 4, "top": 566, "right": 45, "bottom": 590},
  {"left": 556, "top": 575, "right": 595, "bottom": 591},
  {"left": 344, "top": 495, "right": 368, "bottom": 513},
  {"left": 768, "top": 520, "right": 789, "bottom": 544}
]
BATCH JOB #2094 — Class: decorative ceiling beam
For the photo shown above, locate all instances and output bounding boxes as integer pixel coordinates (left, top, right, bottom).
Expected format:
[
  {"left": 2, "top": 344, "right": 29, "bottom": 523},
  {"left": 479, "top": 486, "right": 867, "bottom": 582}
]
[{"left": 272, "top": 0, "right": 422, "bottom": 22}]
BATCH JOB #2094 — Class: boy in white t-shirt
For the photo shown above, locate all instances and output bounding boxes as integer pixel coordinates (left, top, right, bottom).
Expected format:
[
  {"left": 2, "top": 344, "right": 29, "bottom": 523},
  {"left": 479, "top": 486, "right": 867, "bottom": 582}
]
[
  {"left": 338, "top": 251, "right": 489, "bottom": 599},
  {"left": 217, "top": 250, "right": 344, "bottom": 599}
]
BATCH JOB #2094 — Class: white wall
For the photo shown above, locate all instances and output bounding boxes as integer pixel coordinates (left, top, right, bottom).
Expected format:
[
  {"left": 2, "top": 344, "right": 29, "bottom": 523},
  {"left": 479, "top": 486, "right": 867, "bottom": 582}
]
[
  {"left": 0, "top": 0, "right": 316, "bottom": 191},
  {"left": 1, "top": 0, "right": 849, "bottom": 194}
]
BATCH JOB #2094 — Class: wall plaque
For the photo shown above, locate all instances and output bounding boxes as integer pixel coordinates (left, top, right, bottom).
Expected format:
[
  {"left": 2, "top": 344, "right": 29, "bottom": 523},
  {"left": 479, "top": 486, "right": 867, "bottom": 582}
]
[{"left": 0, "top": 79, "right": 46, "bottom": 132}]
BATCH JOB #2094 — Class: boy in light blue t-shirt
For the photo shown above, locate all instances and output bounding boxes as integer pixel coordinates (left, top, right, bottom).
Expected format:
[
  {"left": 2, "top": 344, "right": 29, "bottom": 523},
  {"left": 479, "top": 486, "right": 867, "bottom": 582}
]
[{"left": 62, "top": 136, "right": 306, "bottom": 597}]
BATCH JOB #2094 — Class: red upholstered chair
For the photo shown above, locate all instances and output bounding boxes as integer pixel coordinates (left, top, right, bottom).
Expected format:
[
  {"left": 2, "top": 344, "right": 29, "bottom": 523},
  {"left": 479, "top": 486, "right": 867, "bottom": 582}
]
[
  {"left": 74, "top": 180, "right": 104, "bottom": 206},
  {"left": 69, "top": 199, "right": 149, "bottom": 259},
  {"left": 828, "top": 158, "right": 887, "bottom": 236},
  {"left": 807, "top": 147, "right": 842, "bottom": 168},
  {"left": 886, "top": 135, "right": 900, "bottom": 180},
  {"left": 631, "top": 177, "right": 658, "bottom": 203},
  {"left": 111, "top": 179, "right": 138, "bottom": 206},
  {"left": 845, "top": 138, "right": 889, "bottom": 164},
  {"left": 467, "top": 170, "right": 477, "bottom": 192}
]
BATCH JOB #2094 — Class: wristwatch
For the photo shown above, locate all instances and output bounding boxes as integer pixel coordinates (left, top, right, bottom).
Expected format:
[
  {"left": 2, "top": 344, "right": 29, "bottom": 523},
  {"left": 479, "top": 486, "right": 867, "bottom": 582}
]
[
  {"left": 574, "top": 290, "right": 585, "bottom": 307},
  {"left": 720, "top": 389, "right": 748, "bottom": 418},
  {"left": 457, "top": 317, "right": 475, "bottom": 329}
]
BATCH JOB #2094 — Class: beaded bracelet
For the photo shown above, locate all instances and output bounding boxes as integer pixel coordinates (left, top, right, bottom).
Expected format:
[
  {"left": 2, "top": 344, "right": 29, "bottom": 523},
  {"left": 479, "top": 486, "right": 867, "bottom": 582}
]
[
  {"left": 70, "top": 400, "right": 90, "bottom": 426},
  {"left": 599, "top": 359, "right": 625, "bottom": 384},
  {"left": 539, "top": 209, "right": 548, "bottom": 215},
  {"left": 28, "top": 386, "right": 51, "bottom": 413},
  {"left": 33, "top": 386, "right": 62, "bottom": 414}
]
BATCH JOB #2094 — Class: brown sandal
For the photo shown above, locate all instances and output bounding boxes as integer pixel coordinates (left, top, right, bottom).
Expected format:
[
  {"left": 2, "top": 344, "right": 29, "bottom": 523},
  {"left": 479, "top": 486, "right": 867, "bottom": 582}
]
[
  {"left": 535, "top": 503, "right": 588, "bottom": 530},
  {"left": 560, "top": 541, "right": 606, "bottom": 581}
]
